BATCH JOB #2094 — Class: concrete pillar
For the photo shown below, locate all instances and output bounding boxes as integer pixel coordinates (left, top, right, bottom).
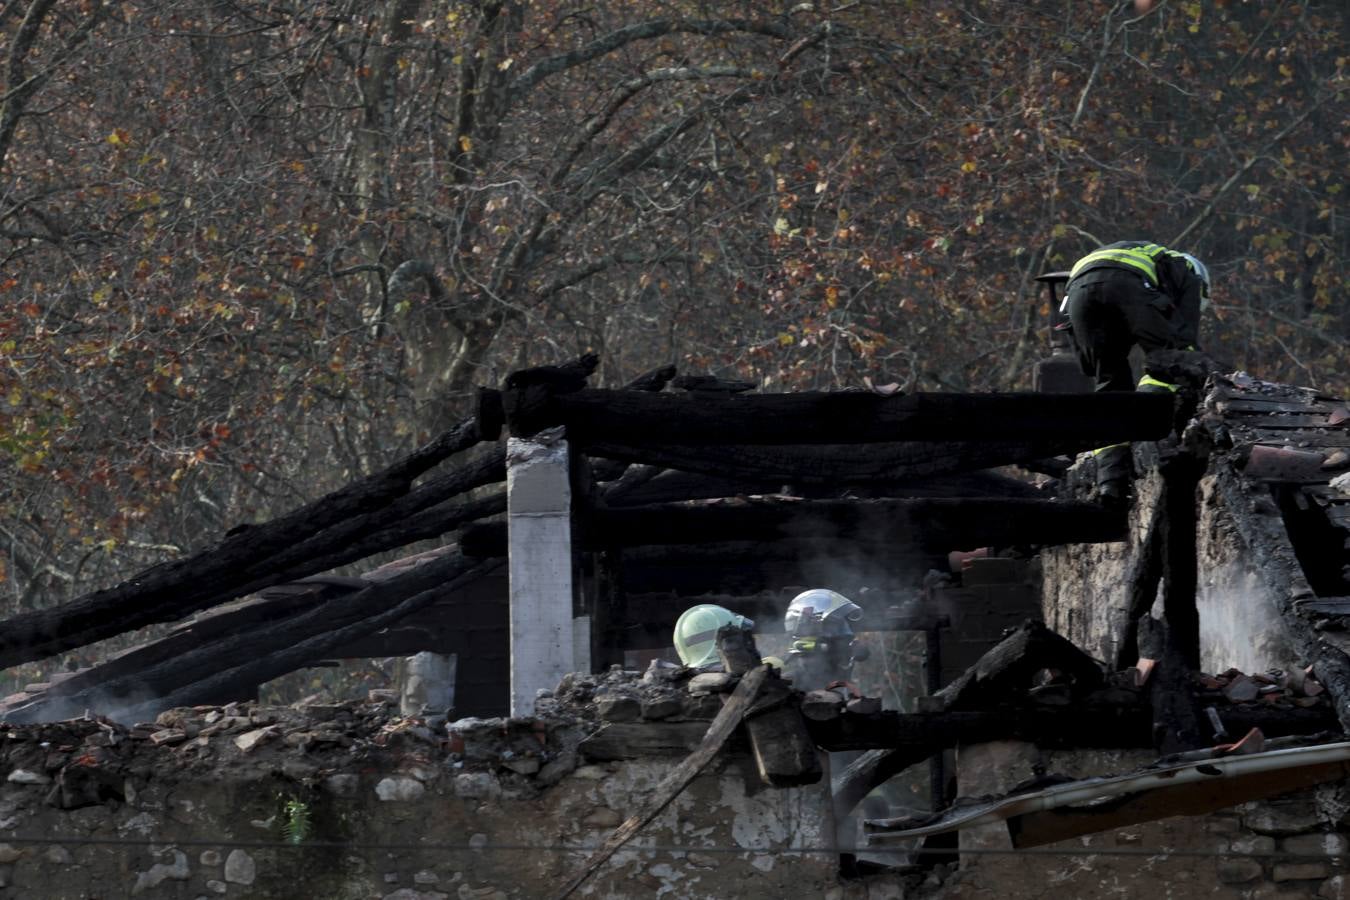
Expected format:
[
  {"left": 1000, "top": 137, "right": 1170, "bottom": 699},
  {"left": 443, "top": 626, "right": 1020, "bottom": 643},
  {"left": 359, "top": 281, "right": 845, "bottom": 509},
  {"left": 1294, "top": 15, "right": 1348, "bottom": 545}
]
[{"left": 507, "top": 433, "right": 581, "bottom": 716}]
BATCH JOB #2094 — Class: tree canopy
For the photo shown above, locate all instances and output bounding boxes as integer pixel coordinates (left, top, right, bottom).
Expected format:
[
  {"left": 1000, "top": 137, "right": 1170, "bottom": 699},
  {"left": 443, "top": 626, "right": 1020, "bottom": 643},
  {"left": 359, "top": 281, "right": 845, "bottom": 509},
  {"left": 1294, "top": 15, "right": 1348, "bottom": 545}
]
[{"left": 1, "top": 0, "right": 1346, "bottom": 640}]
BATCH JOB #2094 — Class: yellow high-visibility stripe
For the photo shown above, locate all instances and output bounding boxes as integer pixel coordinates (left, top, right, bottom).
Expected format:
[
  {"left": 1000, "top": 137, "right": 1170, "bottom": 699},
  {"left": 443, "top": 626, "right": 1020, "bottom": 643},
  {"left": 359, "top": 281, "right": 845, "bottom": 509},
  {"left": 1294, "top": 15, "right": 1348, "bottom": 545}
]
[
  {"left": 1093, "top": 443, "right": 1129, "bottom": 456},
  {"left": 1138, "top": 375, "right": 1179, "bottom": 392},
  {"left": 1070, "top": 244, "right": 1163, "bottom": 282}
]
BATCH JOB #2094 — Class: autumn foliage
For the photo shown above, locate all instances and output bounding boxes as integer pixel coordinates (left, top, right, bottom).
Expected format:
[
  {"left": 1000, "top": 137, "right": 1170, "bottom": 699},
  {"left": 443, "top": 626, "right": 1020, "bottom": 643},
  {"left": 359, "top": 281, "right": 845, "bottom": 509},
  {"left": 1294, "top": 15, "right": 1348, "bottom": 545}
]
[{"left": 0, "top": 1, "right": 1346, "bottom": 638}]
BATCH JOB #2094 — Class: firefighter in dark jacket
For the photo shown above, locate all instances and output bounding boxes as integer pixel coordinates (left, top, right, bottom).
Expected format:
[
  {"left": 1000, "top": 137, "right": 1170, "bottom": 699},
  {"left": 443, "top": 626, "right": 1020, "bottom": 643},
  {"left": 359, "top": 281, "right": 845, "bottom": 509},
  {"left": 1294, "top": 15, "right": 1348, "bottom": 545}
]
[{"left": 1064, "top": 240, "right": 1212, "bottom": 504}]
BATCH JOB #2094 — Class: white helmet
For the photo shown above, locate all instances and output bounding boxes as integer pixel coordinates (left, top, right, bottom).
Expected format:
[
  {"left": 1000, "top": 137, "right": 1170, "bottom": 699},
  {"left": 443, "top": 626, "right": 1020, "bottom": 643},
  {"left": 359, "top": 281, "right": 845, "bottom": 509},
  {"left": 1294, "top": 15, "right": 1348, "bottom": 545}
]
[
  {"left": 673, "top": 604, "right": 754, "bottom": 669},
  {"left": 784, "top": 589, "right": 863, "bottom": 636},
  {"left": 1181, "top": 253, "right": 1211, "bottom": 301}
]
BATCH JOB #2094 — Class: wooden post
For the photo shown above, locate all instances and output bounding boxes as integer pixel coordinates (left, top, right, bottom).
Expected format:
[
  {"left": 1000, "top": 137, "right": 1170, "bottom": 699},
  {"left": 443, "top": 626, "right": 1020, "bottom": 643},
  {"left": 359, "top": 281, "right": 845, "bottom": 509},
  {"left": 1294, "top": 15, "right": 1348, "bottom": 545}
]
[
  {"left": 716, "top": 625, "right": 822, "bottom": 787},
  {"left": 507, "top": 432, "right": 579, "bottom": 716}
]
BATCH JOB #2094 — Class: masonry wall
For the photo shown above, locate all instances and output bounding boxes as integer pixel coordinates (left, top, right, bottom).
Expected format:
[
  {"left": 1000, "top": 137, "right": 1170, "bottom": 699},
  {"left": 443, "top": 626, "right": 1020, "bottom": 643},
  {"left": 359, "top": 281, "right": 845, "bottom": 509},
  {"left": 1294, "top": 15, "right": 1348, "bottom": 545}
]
[
  {"left": 0, "top": 707, "right": 834, "bottom": 900},
  {"left": 1040, "top": 461, "right": 1167, "bottom": 668}
]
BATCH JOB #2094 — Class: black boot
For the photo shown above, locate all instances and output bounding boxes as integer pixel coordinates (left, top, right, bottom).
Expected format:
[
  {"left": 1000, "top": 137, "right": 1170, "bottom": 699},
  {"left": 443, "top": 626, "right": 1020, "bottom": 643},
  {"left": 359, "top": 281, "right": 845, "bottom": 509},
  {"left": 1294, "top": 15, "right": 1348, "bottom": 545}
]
[{"left": 1094, "top": 444, "right": 1132, "bottom": 508}]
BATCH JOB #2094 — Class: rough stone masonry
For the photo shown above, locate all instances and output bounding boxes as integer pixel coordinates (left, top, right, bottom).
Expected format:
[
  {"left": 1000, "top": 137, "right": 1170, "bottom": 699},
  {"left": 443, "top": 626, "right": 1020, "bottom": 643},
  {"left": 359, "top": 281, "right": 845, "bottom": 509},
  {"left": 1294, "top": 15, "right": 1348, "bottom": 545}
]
[{"left": 0, "top": 667, "right": 836, "bottom": 900}]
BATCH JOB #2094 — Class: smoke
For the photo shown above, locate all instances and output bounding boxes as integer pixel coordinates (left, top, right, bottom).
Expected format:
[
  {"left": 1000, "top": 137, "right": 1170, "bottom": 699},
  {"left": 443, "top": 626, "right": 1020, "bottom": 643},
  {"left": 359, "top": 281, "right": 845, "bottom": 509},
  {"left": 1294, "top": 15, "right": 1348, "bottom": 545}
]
[{"left": 5, "top": 679, "right": 168, "bottom": 726}]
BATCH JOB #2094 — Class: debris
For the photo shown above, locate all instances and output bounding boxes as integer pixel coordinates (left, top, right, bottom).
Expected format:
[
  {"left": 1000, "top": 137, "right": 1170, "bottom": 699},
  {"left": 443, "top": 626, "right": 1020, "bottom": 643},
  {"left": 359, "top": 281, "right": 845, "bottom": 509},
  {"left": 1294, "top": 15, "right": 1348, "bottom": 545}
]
[
  {"left": 549, "top": 665, "right": 770, "bottom": 900},
  {"left": 1223, "top": 676, "right": 1261, "bottom": 703},
  {"left": 1322, "top": 449, "right": 1349, "bottom": 470},
  {"left": 800, "top": 690, "right": 845, "bottom": 722},
  {"left": 687, "top": 672, "right": 737, "bottom": 694},
  {"left": 233, "top": 726, "right": 278, "bottom": 753},
  {"left": 845, "top": 696, "right": 883, "bottom": 715}
]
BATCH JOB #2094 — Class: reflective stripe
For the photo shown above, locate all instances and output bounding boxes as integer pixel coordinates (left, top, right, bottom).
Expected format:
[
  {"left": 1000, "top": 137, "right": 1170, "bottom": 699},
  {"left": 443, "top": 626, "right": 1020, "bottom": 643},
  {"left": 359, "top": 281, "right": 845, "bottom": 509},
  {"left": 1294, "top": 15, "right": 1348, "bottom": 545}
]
[
  {"left": 1070, "top": 244, "right": 1164, "bottom": 282},
  {"left": 682, "top": 628, "right": 719, "bottom": 647},
  {"left": 1138, "top": 375, "right": 1179, "bottom": 392},
  {"left": 1093, "top": 443, "right": 1129, "bottom": 456}
]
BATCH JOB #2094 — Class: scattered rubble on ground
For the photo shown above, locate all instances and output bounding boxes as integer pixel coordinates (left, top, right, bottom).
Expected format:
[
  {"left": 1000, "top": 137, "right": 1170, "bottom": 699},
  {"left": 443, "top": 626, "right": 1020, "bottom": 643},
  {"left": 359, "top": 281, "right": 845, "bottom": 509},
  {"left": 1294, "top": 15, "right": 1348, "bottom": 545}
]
[{"left": 0, "top": 661, "right": 745, "bottom": 814}]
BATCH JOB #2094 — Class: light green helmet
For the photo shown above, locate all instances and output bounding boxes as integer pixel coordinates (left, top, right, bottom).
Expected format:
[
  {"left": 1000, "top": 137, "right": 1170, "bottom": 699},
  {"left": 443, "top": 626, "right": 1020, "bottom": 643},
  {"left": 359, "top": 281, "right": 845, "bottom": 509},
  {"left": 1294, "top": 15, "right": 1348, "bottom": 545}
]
[{"left": 673, "top": 604, "right": 754, "bottom": 669}]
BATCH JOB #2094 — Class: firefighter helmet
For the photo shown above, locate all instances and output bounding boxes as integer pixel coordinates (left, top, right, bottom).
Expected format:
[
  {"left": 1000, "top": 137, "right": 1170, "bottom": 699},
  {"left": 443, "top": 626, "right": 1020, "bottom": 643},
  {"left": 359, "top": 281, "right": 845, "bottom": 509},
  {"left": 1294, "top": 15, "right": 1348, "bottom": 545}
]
[
  {"left": 783, "top": 589, "right": 863, "bottom": 636},
  {"left": 1180, "top": 253, "right": 1211, "bottom": 299},
  {"left": 673, "top": 604, "right": 754, "bottom": 669}
]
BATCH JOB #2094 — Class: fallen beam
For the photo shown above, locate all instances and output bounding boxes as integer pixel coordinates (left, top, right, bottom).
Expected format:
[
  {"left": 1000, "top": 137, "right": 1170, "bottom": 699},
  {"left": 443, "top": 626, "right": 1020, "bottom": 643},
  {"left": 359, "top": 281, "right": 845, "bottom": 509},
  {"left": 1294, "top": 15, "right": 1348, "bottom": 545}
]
[
  {"left": 507, "top": 388, "right": 1174, "bottom": 446},
  {"left": 935, "top": 620, "right": 1105, "bottom": 711},
  {"left": 551, "top": 665, "right": 770, "bottom": 900},
  {"left": 0, "top": 417, "right": 488, "bottom": 669},
  {"left": 3, "top": 549, "right": 494, "bottom": 723}
]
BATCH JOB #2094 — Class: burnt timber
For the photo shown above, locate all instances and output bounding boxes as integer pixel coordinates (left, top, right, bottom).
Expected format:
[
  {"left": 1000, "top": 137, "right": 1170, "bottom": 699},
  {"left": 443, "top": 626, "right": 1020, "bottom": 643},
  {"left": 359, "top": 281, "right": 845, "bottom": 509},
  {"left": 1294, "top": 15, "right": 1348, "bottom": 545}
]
[
  {"left": 9, "top": 348, "right": 1346, "bottom": 801},
  {"left": 496, "top": 385, "right": 1173, "bottom": 446}
]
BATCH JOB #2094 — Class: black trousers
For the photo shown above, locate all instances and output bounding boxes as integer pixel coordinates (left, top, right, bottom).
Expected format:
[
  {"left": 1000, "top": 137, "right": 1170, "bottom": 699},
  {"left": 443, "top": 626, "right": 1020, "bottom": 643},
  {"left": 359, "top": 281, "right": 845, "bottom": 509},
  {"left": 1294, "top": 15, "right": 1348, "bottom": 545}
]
[{"left": 1065, "top": 268, "right": 1177, "bottom": 393}]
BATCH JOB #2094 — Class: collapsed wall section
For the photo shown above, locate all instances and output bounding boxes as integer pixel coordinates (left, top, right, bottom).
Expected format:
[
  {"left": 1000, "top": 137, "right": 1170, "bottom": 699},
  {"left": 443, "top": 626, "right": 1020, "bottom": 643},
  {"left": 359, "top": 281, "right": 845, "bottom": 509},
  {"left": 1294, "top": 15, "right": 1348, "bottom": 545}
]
[{"left": 0, "top": 696, "right": 833, "bottom": 900}]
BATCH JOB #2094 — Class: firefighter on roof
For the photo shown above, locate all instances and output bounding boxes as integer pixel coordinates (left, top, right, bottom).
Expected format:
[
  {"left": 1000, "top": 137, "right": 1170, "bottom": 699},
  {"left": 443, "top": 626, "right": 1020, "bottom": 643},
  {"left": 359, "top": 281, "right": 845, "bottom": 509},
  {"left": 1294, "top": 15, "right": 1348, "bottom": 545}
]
[{"left": 1063, "top": 240, "right": 1212, "bottom": 505}]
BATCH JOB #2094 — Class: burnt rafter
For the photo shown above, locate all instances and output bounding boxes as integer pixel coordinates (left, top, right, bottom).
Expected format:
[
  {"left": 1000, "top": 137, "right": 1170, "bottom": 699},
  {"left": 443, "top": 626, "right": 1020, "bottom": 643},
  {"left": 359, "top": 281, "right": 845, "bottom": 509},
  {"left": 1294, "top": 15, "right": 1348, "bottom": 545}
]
[
  {"left": 0, "top": 417, "right": 490, "bottom": 671},
  {"left": 2, "top": 548, "right": 493, "bottom": 724},
  {"left": 495, "top": 385, "right": 1174, "bottom": 446},
  {"left": 585, "top": 438, "right": 1088, "bottom": 485}
]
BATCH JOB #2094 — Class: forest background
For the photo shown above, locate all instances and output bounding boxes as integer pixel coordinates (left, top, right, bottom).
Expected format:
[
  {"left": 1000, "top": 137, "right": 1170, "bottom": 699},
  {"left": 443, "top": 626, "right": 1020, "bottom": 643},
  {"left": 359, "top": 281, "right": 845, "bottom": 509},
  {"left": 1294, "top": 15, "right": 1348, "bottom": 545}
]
[{"left": 1, "top": 0, "right": 1345, "bottom": 694}]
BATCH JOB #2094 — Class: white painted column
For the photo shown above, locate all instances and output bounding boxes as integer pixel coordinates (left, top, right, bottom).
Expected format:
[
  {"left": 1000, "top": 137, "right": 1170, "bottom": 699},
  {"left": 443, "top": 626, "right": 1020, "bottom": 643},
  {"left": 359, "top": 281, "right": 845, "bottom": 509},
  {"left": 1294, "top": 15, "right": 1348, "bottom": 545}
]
[{"left": 507, "top": 431, "right": 578, "bottom": 716}]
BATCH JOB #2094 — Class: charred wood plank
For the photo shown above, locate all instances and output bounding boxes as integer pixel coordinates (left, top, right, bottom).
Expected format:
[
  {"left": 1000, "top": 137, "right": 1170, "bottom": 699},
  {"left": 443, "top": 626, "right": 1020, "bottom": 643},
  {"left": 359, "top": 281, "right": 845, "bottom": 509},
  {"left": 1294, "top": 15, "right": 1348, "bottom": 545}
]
[
  {"left": 586, "top": 439, "right": 1087, "bottom": 486},
  {"left": 506, "top": 388, "right": 1173, "bottom": 445},
  {"left": 1312, "top": 643, "right": 1350, "bottom": 734},
  {"left": 935, "top": 620, "right": 1105, "bottom": 712},
  {"left": 502, "top": 353, "right": 599, "bottom": 436},
  {"left": 717, "top": 625, "right": 821, "bottom": 787},
  {"left": 0, "top": 418, "right": 487, "bottom": 669},
  {"left": 1137, "top": 614, "right": 1206, "bottom": 753},
  {"left": 834, "top": 746, "right": 937, "bottom": 825},
  {"left": 3, "top": 550, "right": 491, "bottom": 723},
  {"left": 625, "top": 363, "right": 679, "bottom": 393}
]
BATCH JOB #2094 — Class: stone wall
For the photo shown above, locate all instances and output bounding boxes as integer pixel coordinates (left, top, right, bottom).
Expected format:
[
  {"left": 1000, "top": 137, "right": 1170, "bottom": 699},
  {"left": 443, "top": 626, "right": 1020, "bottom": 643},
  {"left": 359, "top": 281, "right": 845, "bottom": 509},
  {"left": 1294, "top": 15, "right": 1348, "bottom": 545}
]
[
  {"left": 0, "top": 698, "right": 834, "bottom": 900},
  {"left": 1040, "top": 458, "right": 1166, "bottom": 668}
]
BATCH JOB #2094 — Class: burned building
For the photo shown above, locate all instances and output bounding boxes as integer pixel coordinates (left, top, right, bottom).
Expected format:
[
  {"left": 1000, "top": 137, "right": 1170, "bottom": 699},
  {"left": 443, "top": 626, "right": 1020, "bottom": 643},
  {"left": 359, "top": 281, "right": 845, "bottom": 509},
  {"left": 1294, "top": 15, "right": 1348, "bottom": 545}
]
[{"left": 1, "top": 355, "right": 1349, "bottom": 898}]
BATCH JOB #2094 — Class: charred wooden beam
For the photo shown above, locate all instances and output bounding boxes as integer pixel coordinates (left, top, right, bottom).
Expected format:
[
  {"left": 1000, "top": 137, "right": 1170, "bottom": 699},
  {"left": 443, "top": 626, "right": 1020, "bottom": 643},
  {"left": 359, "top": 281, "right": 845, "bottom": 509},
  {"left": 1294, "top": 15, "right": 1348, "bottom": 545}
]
[
  {"left": 463, "top": 496, "right": 1124, "bottom": 556},
  {"left": 0, "top": 418, "right": 488, "bottom": 670},
  {"left": 935, "top": 620, "right": 1105, "bottom": 712},
  {"left": 3, "top": 549, "right": 493, "bottom": 724},
  {"left": 1137, "top": 613, "right": 1206, "bottom": 754},
  {"left": 501, "top": 353, "right": 600, "bottom": 437},
  {"left": 504, "top": 388, "right": 1173, "bottom": 445},
  {"left": 587, "top": 439, "right": 1085, "bottom": 487}
]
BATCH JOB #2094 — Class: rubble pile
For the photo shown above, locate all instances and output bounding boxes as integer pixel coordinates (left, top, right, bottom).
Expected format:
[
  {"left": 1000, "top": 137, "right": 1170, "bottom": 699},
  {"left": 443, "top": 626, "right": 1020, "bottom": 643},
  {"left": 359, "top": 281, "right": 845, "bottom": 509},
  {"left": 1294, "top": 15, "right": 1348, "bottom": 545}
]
[
  {"left": 0, "top": 662, "right": 740, "bottom": 821},
  {"left": 537, "top": 661, "right": 724, "bottom": 724},
  {"left": 1195, "top": 666, "right": 1329, "bottom": 710}
]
